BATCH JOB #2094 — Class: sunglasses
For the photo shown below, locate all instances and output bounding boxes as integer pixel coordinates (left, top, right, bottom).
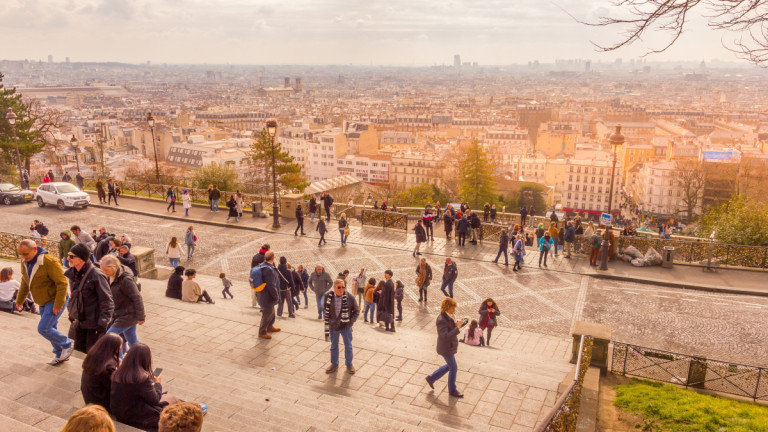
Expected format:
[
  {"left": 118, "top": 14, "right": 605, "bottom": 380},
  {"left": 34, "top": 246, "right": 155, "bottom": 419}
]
[{"left": 67, "top": 254, "right": 77, "bottom": 259}]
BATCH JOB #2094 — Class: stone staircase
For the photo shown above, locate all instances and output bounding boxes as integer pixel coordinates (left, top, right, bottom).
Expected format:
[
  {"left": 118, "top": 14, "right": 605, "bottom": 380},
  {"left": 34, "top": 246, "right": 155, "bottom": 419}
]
[{"left": 0, "top": 273, "right": 573, "bottom": 431}]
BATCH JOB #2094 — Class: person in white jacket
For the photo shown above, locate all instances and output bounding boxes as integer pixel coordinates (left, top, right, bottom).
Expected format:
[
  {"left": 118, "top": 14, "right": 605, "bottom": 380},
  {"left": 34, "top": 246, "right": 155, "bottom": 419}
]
[{"left": 182, "top": 189, "right": 192, "bottom": 217}]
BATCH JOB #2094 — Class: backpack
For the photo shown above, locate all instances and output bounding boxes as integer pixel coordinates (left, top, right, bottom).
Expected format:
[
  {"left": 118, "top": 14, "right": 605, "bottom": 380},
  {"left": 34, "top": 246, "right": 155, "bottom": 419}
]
[
  {"left": 590, "top": 233, "right": 601, "bottom": 248},
  {"left": 249, "top": 265, "right": 266, "bottom": 292}
]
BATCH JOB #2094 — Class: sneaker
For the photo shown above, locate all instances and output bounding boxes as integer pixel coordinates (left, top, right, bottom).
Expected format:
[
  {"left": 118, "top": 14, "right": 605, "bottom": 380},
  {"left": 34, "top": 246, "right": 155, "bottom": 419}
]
[
  {"left": 267, "top": 327, "right": 281, "bottom": 333},
  {"left": 449, "top": 391, "right": 464, "bottom": 398},
  {"left": 59, "top": 344, "right": 74, "bottom": 362},
  {"left": 346, "top": 365, "right": 356, "bottom": 374},
  {"left": 326, "top": 364, "right": 338, "bottom": 374},
  {"left": 47, "top": 356, "right": 60, "bottom": 365},
  {"left": 199, "top": 404, "right": 208, "bottom": 416}
]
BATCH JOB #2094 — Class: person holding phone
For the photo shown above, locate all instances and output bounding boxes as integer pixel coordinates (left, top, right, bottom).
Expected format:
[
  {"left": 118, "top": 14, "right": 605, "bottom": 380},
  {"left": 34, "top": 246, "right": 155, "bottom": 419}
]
[
  {"left": 478, "top": 298, "right": 501, "bottom": 346},
  {"left": 425, "top": 297, "right": 465, "bottom": 398}
]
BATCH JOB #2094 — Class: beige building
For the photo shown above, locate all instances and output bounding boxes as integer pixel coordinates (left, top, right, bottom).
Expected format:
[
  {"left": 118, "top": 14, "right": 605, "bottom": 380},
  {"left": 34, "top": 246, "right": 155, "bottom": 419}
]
[{"left": 388, "top": 150, "right": 445, "bottom": 189}]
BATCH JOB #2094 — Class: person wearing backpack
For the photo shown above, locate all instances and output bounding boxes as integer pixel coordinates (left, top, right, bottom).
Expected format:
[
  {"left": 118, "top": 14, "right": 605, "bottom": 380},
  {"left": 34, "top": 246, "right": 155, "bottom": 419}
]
[
  {"left": 184, "top": 226, "right": 196, "bottom": 260},
  {"left": 589, "top": 230, "right": 602, "bottom": 267},
  {"left": 252, "top": 251, "right": 280, "bottom": 339}
]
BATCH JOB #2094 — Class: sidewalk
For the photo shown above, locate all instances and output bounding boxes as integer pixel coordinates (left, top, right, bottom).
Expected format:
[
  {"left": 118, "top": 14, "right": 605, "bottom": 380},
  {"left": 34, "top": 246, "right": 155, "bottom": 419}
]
[{"left": 88, "top": 193, "right": 768, "bottom": 297}]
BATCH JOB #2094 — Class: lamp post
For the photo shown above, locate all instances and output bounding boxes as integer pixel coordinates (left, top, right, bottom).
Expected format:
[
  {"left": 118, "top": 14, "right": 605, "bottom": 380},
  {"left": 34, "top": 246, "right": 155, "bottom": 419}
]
[
  {"left": 266, "top": 120, "right": 280, "bottom": 228},
  {"left": 5, "top": 108, "right": 22, "bottom": 186},
  {"left": 70, "top": 135, "right": 80, "bottom": 173},
  {"left": 146, "top": 112, "right": 160, "bottom": 184},
  {"left": 599, "top": 124, "right": 625, "bottom": 271}
]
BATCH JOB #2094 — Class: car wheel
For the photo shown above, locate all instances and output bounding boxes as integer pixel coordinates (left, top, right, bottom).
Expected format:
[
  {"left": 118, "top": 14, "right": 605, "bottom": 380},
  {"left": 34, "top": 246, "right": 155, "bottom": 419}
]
[
  {"left": 57, "top": 200, "right": 66, "bottom": 210},
  {"left": 2, "top": 196, "right": 10, "bottom": 205},
  {"left": 37, "top": 197, "right": 45, "bottom": 207}
]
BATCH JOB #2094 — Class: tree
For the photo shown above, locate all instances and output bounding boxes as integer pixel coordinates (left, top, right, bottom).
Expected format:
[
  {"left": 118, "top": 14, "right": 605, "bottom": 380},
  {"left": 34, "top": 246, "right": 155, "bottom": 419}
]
[
  {"left": 675, "top": 160, "right": 706, "bottom": 222},
  {"left": 392, "top": 184, "right": 451, "bottom": 207},
  {"left": 581, "top": 0, "right": 768, "bottom": 65},
  {"left": 0, "top": 73, "right": 51, "bottom": 173},
  {"left": 189, "top": 162, "right": 240, "bottom": 192},
  {"left": 517, "top": 183, "right": 546, "bottom": 214},
  {"left": 249, "top": 129, "right": 309, "bottom": 193},
  {"left": 700, "top": 195, "right": 768, "bottom": 246},
  {"left": 457, "top": 139, "right": 496, "bottom": 209}
]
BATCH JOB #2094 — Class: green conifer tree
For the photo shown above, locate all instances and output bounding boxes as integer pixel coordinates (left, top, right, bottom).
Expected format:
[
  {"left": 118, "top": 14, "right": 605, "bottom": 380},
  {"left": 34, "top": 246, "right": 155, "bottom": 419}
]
[
  {"left": 458, "top": 139, "right": 496, "bottom": 208},
  {"left": 249, "top": 129, "right": 309, "bottom": 193},
  {"left": 0, "top": 73, "right": 47, "bottom": 174}
]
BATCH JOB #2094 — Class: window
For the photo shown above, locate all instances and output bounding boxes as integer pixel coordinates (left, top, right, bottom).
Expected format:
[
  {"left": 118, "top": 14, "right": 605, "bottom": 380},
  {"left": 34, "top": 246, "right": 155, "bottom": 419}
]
[
  {"left": 567, "top": 193, "right": 572, "bottom": 199},
  {"left": 668, "top": 190, "right": 673, "bottom": 196}
]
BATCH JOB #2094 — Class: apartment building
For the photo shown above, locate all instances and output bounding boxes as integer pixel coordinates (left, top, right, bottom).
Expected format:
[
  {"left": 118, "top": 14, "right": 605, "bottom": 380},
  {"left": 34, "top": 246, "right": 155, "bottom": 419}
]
[
  {"left": 388, "top": 150, "right": 445, "bottom": 188},
  {"left": 634, "top": 160, "right": 701, "bottom": 218},
  {"left": 307, "top": 131, "right": 343, "bottom": 182},
  {"left": 336, "top": 154, "right": 390, "bottom": 184},
  {"left": 536, "top": 122, "right": 579, "bottom": 157},
  {"left": 562, "top": 155, "right": 623, "bottom": 215}
]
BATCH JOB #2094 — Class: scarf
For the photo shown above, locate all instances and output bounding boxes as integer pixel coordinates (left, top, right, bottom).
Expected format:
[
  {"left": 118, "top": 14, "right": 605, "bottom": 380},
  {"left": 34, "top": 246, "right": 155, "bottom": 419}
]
[
  {"left": 417, "top": 262, "right": 427, "bottom": 286},
  {"left": 324, "top": 292, "right": 350, "bottom": 338}
]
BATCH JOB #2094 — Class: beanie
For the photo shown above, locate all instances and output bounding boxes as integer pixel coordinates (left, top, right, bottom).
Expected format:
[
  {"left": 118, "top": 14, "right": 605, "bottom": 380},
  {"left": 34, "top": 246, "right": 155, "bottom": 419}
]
[{"left": 69, "top": 243, "right": 91, "bottom": 262}]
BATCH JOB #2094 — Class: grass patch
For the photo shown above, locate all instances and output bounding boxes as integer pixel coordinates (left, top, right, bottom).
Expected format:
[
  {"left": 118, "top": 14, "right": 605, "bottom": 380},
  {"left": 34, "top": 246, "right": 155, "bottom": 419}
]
[{"left": 613, "top": 378, "right": 768, "bottom": 432}]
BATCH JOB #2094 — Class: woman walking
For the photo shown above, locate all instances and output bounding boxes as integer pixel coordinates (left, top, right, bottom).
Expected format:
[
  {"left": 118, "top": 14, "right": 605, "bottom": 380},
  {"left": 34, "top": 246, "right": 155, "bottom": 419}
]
[
  {"left": 181, "top": 189, "right": 192, "bottom": 217},
  {"left": 166, "top": 186, "right": 177, "bottom": 213},
  {"left": 235, "top": 190, "right": 244, "bottom": 219},
  {"left": 101, "top": 255, "right": 145, "bottom": 356},
  {"left": 478, "top": 298, "right": 500, "bottom": 346},
  {"left": 226, "top": 195, "right": 239, "bottom": 223},
  {"left": 425, "top": 297, "right": 466, "bottom": 398},
  {"left": 443, "top": 207, "right": 454, "bottom": 240},
  {"left": 338, "top": 213, "right": 349, "bottom": 245},
  {"left": 363, "top": 278, "right": 377, "bottom": 323},
  {"left": 354, "top": 268, "right": 366, "bottom": 307},
  {"left": 512, "top": 234, "right": 525, "bottom": 271},
  {"left": 184, "top": 226, "right": 196, "bottom": 260},
  {"left": 166, "top": 237, "right": 183, "bottom": 268},
  {"left": 415, "top": 258, "right": 432, "bottom": 303},
  {"left": 538, "top": 231, "right": 555, "bottom": 267}
]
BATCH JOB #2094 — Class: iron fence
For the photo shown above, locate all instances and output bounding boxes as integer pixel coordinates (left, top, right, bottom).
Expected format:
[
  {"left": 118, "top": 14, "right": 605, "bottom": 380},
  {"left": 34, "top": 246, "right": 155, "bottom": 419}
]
[
  {"left": 360, "top": 209, "right": 408, "bottom": 232},
  {"left": 612, "top": 341, "right": 768, "bottom": 402},
  {"left": 534, "top": 335, "right": 594, "bottom": 432}
]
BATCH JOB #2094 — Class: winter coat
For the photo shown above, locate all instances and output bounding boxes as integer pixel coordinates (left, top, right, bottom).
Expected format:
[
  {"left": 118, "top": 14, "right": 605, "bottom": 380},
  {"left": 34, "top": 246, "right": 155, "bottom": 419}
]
[
  {"left": 414, "top": 224, "right": 427, "bottom": 243},
  {"left": 81, "top": 361, "right": 117, "bottom": 412},
  {"left": 291, "top": 270, "right": 304, "bottom": 296},
  {"left": 443, "top": 212, "right": 453, "bottom": 233},
  {"left": 110, "top": 378, "right": 166, "bottom": 432},
  {"left": 182, "top": 193, "right": 192, "bottom": 209},
  {"left": 456, "top": 217, "right": 470, "bottom": 234},
  {"left": 299, "top": 269, "right": 310, "bottom": 291},
  {"left": 17, "top": 247, "right": 68, "bottom": 310},
  {"left": 415, "top": 263, "right": 433, "bottom": 285},
  {"left": 378, "top": 279, "right": 395, "bottom": 315},
  {"left": 479, "top": 302, "right": 500, "bottom": 330},
  {"left": 227, "top": 199, "right": 239, "bottom": 217},
  {"left": 59, "top": 231, "right": 76, "bottom": 261},
  {"left": 251, "top": 250, "right": 266, "bottom": 269},
  {"left": 435, "top": 312, "right": 461, "bottom": 357},
  {"left": 323, "top": 290, "right": 359, "bottom": 331},
  {"left": 564, "top": 226, "right": 576, "bottom": 242},
  {"left": 296, "top": 206, "right": 304, "bottom": 220},
  {"left": 308, "top": 269, "right": 333, "bottom": 296},
  {"left": 498, "top": 232, "right": 510, "bottom": 251},
  {"left": 309, "top": 197, "right": 317, "bottom": 212},
  {"left": 65, "top": 262, "right": 114, "bottom": 331},
  {"left": 210, "top": 188, "right": 221, "bottom": 200},
  {"left": 108, "top": 266, "right": 145, "bottom": 329},
  {"left": 117, "top": 252, "right": 139, "bottom": 277},
  {"left": 538, "top": 236, "right": 555, "bottom": 252},
  {"left": 490, "top": 207, "right": 497, "bottom": 219},
  {"left": 322, "top": 194, "right": 334, "bottom": 208},
  {"left": 277, "top": 261, "right": 294, "bottom": 292},
  {"left": 255, "top": 263, "right": 279, "bottom": 308},
  {"left": 94, "top": 236, "right": 115, "bottom": 262},
  {"left": 185, "top": 230, "right": 195, "bottom": 246},
  {"left": 470, "top": 214, "right": 482, "bottom": 229},
  {"left": 442, "top": 262, "right": 458, "bottom": 283},
  {"left": 166, "top": 269, "right": 184, "bottom": 299}
]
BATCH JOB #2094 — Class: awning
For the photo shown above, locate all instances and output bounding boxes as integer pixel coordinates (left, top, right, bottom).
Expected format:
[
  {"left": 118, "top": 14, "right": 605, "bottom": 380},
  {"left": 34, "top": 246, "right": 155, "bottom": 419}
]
[{"left": 304, "top": 175, "right": 363, "bottom": 195}]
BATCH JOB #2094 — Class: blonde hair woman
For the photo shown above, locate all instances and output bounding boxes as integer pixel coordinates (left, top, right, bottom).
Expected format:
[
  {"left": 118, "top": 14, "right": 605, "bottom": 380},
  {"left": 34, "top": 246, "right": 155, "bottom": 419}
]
[
  {"left": 425, "top": 297, "right": 466, "bottom": 398},
  {"left": 60, "top": 405, "right": 115, "bottom": 432}
]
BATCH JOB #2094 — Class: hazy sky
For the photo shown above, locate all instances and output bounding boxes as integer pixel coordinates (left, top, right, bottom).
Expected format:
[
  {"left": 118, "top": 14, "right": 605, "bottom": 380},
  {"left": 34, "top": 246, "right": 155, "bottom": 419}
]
[{"left": 0, "top": 0, "right": 746, "bottom": 65}]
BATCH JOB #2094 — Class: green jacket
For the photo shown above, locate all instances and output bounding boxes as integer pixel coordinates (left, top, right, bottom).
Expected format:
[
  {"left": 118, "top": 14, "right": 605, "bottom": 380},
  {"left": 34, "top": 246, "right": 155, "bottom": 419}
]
[
  {"left": 59, "top": 230, "right": 76, "bottom": 260},
  {"left": 18, "top": 249, "right": 69, "bottom": 310}
]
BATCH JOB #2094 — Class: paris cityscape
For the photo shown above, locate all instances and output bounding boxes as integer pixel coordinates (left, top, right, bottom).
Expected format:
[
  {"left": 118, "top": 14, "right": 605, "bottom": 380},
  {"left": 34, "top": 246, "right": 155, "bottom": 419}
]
[{"left": 1, "top": 1, "right": 768, "bottom": 431}]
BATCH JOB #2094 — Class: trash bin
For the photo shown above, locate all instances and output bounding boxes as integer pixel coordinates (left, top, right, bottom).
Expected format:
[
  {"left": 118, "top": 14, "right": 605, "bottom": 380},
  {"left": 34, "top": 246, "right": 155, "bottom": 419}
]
[
  {"left": 251, "top": 202, "right": 263, "bottom": 218},
  {"left": 662, "top": 246, "right": 675, "bottom": 268}
]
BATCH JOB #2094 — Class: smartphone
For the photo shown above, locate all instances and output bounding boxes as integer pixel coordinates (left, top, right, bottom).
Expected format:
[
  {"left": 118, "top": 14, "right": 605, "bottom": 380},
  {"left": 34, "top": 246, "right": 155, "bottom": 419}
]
[
  {"left": 154, "top": 368, "right": 163, "bottom": 377},
  {"left": 461, "top": 318, "right": 469, "bottom": 326}
]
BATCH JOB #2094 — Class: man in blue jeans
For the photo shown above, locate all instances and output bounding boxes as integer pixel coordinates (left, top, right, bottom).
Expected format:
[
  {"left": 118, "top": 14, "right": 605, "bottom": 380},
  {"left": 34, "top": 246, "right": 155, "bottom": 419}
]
[
  {"left": 15, "top": 239, "right": 74, "bottom": 365},
  {"left": 323, "top": 279, "right": 360, "bottom": 374},
  {"left": 440, "top": 258, "right": 458, "bottom": 298},
  {"left": 308, "top": 265, "right": 333, "bottom": 319}
]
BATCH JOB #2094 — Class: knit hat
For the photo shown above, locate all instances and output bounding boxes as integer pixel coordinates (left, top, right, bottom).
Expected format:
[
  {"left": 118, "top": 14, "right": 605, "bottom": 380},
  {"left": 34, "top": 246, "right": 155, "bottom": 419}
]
[{"left": 69, "top": 243, "right": 91, "bottom": 261}]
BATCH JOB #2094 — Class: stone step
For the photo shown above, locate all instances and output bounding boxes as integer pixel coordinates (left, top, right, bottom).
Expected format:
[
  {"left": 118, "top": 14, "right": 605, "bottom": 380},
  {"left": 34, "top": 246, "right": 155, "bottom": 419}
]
[
  {"left": 0, "top": 413, "right": 47, "bottom": 432},
  {"left": 0, "top": 395, "right": 66, "bottom": 432}
]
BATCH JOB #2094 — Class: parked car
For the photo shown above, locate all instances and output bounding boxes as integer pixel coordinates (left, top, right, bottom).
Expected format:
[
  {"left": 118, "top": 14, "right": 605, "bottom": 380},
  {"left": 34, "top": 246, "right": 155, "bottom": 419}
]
[
  {"left": 0, "top": 182, "right": 34, "bottom": 205},
  {"left": 34, "top": 182, "right": 90, "bottom": 210}
]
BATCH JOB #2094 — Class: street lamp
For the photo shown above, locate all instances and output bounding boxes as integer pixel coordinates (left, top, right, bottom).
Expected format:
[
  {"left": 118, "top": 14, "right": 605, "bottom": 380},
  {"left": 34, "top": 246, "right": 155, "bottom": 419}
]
[
  {"left": 599, "top": 124, "right": 625, "bottom": 271},
  {"left": 146, "top": 112, "right": 160, "bottom": 184},
  {"left": 70, "top": 135, "right": 80, "bottom": 173},
  {"left": 5, "top": 108, "right": 23, "bottom": 186},
  {"left": 266, "top": 120, "right": 280, "bottom": 228}
]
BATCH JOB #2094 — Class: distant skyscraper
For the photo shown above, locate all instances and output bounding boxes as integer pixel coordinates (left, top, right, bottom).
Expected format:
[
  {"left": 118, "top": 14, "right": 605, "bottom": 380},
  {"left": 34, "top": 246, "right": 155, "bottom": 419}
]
[
  {"left": 585, "top": 60, "right": 591, "bottom": 72},
  {"left": 454, "top": 55, "right": 461, "bottom": 68},
  {"left": 65, "top": 57, "right": 70, "bottom": 63},
  {"left": 48, "top": 55, "right": 53, "bottom": 63}
]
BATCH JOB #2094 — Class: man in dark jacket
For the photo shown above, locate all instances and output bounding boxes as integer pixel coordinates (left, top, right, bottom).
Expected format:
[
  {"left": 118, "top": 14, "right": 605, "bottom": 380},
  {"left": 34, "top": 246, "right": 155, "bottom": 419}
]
[
  {"left": 323, "top": 278, "right": 360, "bottom": 374},
  {"left": 276, "top": 256, "right": 295, "bottom": 318},
  {"left": 309, "top": 196, "right": 318, "bottom": 222},
  {"left": 251, "top": 244, "right": 270, "bottom": 269},
  {"left": 456, "top": 215, "right": 469, "bottom": 247},
  {"left": 290, "top": 265, "right": 304, "bottom": 308},
  {"left": 309, "top": 265, "right": 333, "bottom": 319},
  {"left": 107, "top": 179, "right": 118, "bottom": 206},
  {"left": 564, "top": 221, "right": 576, "bottom": 258},
  {"left": 492, "top": 229, "right": 510, "bottom": 265},
  {"left": 93, "top": 234, "right": 115, "bottom": 262},
  {"left": 100, "top": 256, "right": 145, "bottom": 350},
  {"left": 440, "top": 258, "right": 458, "bottom": 298},
  {"left": 117, "top": 245, "right": 139, "bottom": 277},
  {"left": 520, "top": 206, "right": 528, "bottom": 226},
  {"left": 210, "top": 185, "right": 221, "bottom": 212},
  {"left": 295, "top": 204, "right": 305, "bottom": 236},
  {"left": 76, "top": 172, "right": 84, "bottom": 189},
  {"left": 297, "top": 265, "right": 310, "bottom": 308},
  {"left": 379, "top": 270, "right": 396, "bottom": 332},
  {"left": 254, "top": 251, "right": 280, "bottom": 338},
  {"left": 413, "top": 220, "right": 427, "bottom": 256},
  {"left": 322, "top": 191, "right": 334, "bottom": 221},
  {"left": 65, "top": 244, "right": 114, "bottom": 353},
  {"left": 33, "top": 220, "right": 49, "bottom": 237},
  {"left": 469, "top": 212, "right": 482, "bottom": 244}
]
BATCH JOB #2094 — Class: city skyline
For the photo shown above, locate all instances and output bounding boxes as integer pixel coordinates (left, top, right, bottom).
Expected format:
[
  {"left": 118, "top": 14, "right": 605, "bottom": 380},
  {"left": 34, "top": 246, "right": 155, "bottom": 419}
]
[{"left": 0, "top": 0, "right": 750, "bottom": 66}]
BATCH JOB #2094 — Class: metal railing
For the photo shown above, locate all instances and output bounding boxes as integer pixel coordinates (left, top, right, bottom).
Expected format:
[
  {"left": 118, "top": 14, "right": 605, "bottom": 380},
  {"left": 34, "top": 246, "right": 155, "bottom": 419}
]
[
  {"left": 0, "top": 231, "right": 60, "bottom": 261},
  {"left": 534, "top": 335, "right": 595, "bottom": 432},
  {"left": 360, "top": 209, "right": 408, "bottom": 232},
  {"left": 612, "top": 341, "right": 768, "bottom": 402}
]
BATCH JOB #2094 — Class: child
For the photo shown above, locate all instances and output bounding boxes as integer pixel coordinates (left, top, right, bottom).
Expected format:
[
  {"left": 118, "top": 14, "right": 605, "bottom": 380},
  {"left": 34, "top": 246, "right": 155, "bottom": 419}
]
[
  {"left": 394, "top": 280, "right": 404, "bottom": 321},
  {"left": 220, "top": 272, "right": 234, "bottom": 299},
  {"left": 463, "top": 320, "right": 485, "bottom": 347}
]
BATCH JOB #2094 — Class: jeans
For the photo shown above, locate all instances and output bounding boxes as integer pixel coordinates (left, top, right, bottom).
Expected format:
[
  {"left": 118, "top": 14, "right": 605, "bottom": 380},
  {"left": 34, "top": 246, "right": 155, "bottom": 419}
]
[
  {"left": 425, "top": 224, "right": 433, "bottom": 239},
  {"left": 329, "top": 327, "right": 354, "bottom": 367},
  {"left": 364, "top": 301, "right": 376, "bottom": 321},
  {"left": 212, "top": 199, "right": 219, "bottom": 211},
  {"left": 494, "top": 248, "right": 508, "bottom": 264},
  {"left": 325, "top": 207, "right": 331, "bottom": 221},
  {"left": 339, "top": 229, "right": 347, "bottom": 244},
  {"left": 427, "top": 355, "right": 458, "bottom": 394},
  {"left": 169, "top": 258, "right": 180, "bottom": 268},
  {"left": 39, "top": 298, "right": 72, "bottom": 357},
  {"left": 186, "top": 245, "right": 195, "bottom": 259},
  {"left": 107, "top": 325, "right": 138, "bottom": 356},
  {"left": 440, "top": 280, "right": 454, "bottom": 298},
  {"left": 310, "top": 211, "right": 316, "bottom": 222},
  {"left": 303, "top": 290, "right": 308, "bottom": 307},
  {"left": 108, "top": 193, "right": 118, "bottom": 205},
  {"left": 315, "top": 294, "right": 325, "bottom": 318}
]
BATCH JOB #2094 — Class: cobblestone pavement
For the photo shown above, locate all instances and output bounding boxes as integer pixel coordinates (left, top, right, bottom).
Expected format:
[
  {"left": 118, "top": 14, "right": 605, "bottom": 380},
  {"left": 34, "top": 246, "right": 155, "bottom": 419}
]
[{"left": 3, "top": 202, "right": 768, "bottom": 367}]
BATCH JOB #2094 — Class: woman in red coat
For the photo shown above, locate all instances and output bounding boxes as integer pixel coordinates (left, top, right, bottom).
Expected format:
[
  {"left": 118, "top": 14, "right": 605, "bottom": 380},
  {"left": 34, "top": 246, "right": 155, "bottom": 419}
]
[{"left": 478, "top": 298, "right": 501, "bottom": 346}]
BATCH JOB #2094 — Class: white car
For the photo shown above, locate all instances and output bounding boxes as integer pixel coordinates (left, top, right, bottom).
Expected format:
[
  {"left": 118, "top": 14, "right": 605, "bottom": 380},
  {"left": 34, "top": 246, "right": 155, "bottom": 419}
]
[{"left": 35, "top": 182, "right": 91, "bottom": 210}]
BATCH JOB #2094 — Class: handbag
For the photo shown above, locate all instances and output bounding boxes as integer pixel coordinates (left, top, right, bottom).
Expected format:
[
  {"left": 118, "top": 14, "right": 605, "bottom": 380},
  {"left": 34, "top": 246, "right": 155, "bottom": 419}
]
[
  {"left": 68, "top": 266, "right": 95, "bottom": 323},
  {"left": 166, "top": 196, "right": 172, "bottom": 204},
  {"left": 344, "top": 226, "right": 350, "bottom": 236}
]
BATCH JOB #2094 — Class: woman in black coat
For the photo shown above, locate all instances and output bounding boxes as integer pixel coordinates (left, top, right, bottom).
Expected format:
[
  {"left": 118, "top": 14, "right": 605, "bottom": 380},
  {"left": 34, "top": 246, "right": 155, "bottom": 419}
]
[
  {"left": 165, "top": 266, "right": 184, "bottom": 299},
  {"left": 81, "top": 333, "right": 122, "bottom": 411},
  {"left": 377, "top": 272, "right": 396, "bottom": 332},
  {"left": 100, "top": 256, "right": 146, "bottom": 352},
  {"left": 226, "top": 195, "right": 239, "bottom": 222},
  {"left": 479, "top": 298, "right": 501, "bottom": 346},
  {"left": 425, "top": 297, "right": 466, "bottom": 398},
  {"left": 111, "top": 343, "right": 178, "bottom": 432},
  {"left": 443, "top": 209, "right": 454, "bottom": 239}
]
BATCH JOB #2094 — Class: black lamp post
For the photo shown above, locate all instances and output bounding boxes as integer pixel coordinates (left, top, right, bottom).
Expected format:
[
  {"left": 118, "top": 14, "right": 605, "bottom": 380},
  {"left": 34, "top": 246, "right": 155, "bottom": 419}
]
[
  {"left": 5, "top": 108, "right": 22, "bottom": 186},
  {"left": 266, "top": 120, "right": 280, "bottom": 228},
  {"left": 599, "top": 124, "right": 625, "bottom": 271},
  {"left": 147, "top": 112, "right": 160, "bottom": 184},
  {"left": 70, "top": 135, "right": 80, "bottom": 173}
]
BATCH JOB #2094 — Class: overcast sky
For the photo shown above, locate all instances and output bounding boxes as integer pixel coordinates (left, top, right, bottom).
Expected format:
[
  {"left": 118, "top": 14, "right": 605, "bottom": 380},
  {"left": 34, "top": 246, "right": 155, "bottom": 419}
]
[{"left": 0, "top": 0, "right": 746, "bottom": 65}]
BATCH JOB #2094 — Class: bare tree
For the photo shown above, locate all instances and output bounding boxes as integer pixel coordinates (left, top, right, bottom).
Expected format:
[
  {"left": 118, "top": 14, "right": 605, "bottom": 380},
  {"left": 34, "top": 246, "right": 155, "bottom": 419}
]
[
  {"left": 580, "top": 0, "right": 768, "bottom": 65},
  {"left": 675, "top": 159, "right": 706, "bottom": 221},
  {"left": 737, "top": 155, "right": 768, "bottom": 203}
]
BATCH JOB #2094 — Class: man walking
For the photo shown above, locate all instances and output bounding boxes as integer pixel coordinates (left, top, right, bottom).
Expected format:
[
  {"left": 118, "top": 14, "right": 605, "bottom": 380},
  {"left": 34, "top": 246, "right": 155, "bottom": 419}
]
[
  {"left": 440, "top": 258, "right": 458, "bottom": 298},
  {"left": 253, "top": 251, "right": 280, "bottom": 339},
  {"left": 75, "top": 172, "right": 84, "bottom": 189},
  {"left": 309, "top": 265, "right": 333, "bottom": 319},
  {"left": 64, "top": 244, "right": 114, "bottom": 353},
  {"left": 322, "top": 191, "right": 334, "bottom": 221},
  {"left": 107, "top": 179, "right": 118, "bottom": 206},
  {"left": 70, "top": 225, "right": 96, "bottom": 251},
  {"left": 413, "top": 220, "right": 427, "bottom": 256},
  {"left": 492, "top": 229, "right": 510, "bottom": 265},
  {"left": 16, "top": 239, "right": 74, "bottom": 365},
  {"left": 564, "top": 221, "right": 576, "bottom": 259},
  {"left": 295, "top": 203, "right": 305, "bottom": 236},
  {"left": 324, "top": 279, "right": 360, "bottom": 375}
]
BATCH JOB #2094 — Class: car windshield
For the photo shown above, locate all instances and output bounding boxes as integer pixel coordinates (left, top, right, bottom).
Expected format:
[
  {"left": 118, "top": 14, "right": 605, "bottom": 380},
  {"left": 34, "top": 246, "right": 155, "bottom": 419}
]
[
  {"left": 56, "top": 184, "right": 81, "bottom": 193},
  {"left": 0, "top": 184, "right": 21, "bottom": 192}
]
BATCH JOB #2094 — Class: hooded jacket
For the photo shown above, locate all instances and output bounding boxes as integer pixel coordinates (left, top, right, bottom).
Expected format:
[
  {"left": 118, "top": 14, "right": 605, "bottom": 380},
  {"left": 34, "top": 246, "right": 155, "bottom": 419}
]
[
  {"left": 109, "top": 265, "right": 146, "bottom": 328},
  {"left": 17, "top": 247, "right": 69, "bottom": 310},
  {"left": 59, "top": 230, "right": 76, "bottom": 260},
  {"left": 276, "top": 257, "right": 294, "bottom": 291}
]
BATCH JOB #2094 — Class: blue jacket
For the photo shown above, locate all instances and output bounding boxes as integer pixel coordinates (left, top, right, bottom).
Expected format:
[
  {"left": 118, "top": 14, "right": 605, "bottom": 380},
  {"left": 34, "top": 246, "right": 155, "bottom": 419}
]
[
  {"left": 564, "top": 226, "right": 576, "bottom": 242},
  {"left": 538, "top": 236, "right": 555, "bottom": 252},
  {"left": 456, "top": 217, "right": 470, "bottom": 234},
  {"left": 254, "top": 263, "right": 279, "bottom": 308}
]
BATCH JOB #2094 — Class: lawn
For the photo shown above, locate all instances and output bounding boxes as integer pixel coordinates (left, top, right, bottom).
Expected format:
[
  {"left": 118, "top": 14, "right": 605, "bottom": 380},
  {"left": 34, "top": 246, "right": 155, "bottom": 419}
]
[{"left": 613, "top": 378, "right": 768, "bottom": 432}]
